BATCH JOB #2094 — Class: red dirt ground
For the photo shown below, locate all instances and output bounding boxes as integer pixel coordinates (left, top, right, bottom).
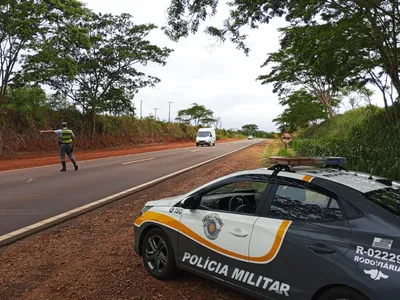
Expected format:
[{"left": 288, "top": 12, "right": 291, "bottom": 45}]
[{"left": 0, "top": 138, "right": 240, "bottom": 172}]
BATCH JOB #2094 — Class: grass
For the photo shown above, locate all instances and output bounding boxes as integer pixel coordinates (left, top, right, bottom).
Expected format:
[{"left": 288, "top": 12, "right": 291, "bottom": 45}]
[
  {"left": 262, "top": 139, "right": 290, "bottom": 167},
  {"left": 293, "top": 104, "right": 400, "bottom": 180}
]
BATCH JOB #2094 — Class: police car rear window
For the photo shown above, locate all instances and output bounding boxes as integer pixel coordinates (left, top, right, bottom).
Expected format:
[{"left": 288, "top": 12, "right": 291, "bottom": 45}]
[{"left": 364, "top": 188, "right": 400, "bottom": 217}]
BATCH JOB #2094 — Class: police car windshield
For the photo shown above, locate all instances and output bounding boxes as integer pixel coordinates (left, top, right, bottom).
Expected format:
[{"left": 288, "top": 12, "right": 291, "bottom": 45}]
[
  {"left": 364, "top": 188, "right": 400, "bottom": 217},
  {"left": 197, "top": 132, "right": 210, "bottom": 137}
]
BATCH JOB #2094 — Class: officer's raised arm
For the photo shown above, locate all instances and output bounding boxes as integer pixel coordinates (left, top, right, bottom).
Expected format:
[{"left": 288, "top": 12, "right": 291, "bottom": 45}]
[{"left": 39, "top": 129, "right": 55, "bottom": 133}]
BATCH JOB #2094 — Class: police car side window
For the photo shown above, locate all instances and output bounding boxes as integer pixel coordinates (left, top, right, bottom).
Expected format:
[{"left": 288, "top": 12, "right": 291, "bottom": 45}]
[
  {"left": 200, "top": 179, "right": 269, "bottom": 214},
  {"left": 268, "top": 185, "right": 345, "bottom": 221}
]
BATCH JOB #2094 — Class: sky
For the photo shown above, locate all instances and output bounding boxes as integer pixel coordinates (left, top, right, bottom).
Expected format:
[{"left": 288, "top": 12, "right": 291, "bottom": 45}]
[{"left": 82, "top": 0, "right": 386, "bottom": 131}]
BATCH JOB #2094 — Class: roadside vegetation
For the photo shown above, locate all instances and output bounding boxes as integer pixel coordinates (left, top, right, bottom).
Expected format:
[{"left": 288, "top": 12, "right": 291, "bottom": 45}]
[{"left": 293, "top": 105, "right": 400, "bottom": 180}]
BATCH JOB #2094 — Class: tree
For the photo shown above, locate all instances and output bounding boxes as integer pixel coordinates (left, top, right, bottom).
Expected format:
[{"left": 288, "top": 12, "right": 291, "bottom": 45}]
[
  {"left": 164, "top": 0, "right": 400, "bottom": 120},
  {"left": 241, "top": 124, "right": 259, "bottom": 135},
  {"left": 273, "top": 90, "right": 332, "bottom": 132},
  {"left": 286, "top": 0, "right": 400, "bottom": 98},
  {"left": 339, "top": 85, "right": 374, "bottom": 111},
  {"left": 176, "top": 103, "right": 216, "bottom": 125},
  {"left": 35, "top": 12, "right": 173, "bottom": 138},
  {"left": 257, "top": 24, "right": 365, "bottom": 117},
  {"left": 0, "top": 0, "right": 89, "bottom": 110},
  {"left": 164, "top": 0, "right": 287, "bottom": 55},
  {"left": 214, "top": 116, "right": 221, "bottom": 129}
]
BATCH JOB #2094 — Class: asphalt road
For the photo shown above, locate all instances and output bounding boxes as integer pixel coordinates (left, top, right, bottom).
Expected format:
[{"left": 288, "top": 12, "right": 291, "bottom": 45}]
[{"left": 0, "top": 139, "right": 261, "bottom": 236}]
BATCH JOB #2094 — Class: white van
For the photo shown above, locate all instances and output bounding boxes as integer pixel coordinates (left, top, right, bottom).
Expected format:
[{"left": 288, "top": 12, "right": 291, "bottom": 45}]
[{"left": 196, "top": 127, "right": 216, "bottom": 147}]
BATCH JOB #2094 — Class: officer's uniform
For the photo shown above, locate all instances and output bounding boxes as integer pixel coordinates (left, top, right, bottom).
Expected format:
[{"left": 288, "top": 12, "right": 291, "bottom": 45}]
[{"left": 54, "top": 123, "right": 78, "bottom": 172}]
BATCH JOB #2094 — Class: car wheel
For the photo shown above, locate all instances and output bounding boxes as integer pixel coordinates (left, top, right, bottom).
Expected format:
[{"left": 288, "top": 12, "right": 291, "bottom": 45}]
[
  {"left": 318, "top": 287, "right": 369, "bottom": 300},
  {"left": 142, "top": 228, "right": 177, "bottom": 280},
  {"left": 196, "top": 144, "right": 199, "bottom": 147}
]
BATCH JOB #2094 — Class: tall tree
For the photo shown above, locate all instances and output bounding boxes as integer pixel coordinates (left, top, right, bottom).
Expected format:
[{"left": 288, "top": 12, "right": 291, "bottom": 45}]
[
  {"left": 34, "top": 13, "right": 173, "bottom": 137},
  {"left": 164, "top": 1, "right": 400, "bottom": 118},
  {"left": 339, "top": 85, "right": 374, "bottom": 111},
  {"left": 0, "top": 0, "right": 89, "bottom": 110},
  {"left": 257, "top": 24, "right": 363, "bottom": 117},
  {"left": 273, "top": 90, "right": 331, "bottom": 132},
  {"left": 241, "top": 124, "right": 258, "bottom": 135},
  {"left": 176, "top": 103, "right": 216, "bottom": 125}
]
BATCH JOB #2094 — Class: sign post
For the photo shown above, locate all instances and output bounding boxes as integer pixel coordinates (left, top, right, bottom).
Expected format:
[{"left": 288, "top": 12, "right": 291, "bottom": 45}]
[{"left": 280, "top": 132, "right": 293, "bottom": 149}]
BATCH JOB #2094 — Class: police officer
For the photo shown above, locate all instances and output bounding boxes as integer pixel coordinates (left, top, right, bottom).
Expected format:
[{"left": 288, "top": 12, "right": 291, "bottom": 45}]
[{"left": 40, "top": 122, "right": 79, "bottom": 172}]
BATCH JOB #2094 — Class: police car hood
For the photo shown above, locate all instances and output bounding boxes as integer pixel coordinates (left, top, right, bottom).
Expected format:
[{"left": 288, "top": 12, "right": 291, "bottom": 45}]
[{"left": 145, "top": 194, "right": 185, "bottom": 207}]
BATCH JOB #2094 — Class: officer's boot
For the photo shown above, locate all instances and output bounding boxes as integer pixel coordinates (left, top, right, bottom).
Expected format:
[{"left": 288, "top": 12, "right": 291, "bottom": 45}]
[
  {"left": 71, "top": 159, "right": 78, "bottom": 171},
  {"left": 60, "top": 162, "right": 67, "bottom": 172}
]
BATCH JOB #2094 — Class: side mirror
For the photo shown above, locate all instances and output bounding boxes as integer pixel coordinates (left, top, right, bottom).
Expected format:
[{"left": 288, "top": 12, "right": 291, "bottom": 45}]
[{"left": 181, "top": 196, "right": 200, "bottom": 209}]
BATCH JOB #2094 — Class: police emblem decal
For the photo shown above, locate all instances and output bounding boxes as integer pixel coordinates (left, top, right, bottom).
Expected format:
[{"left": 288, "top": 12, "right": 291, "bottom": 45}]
[{"left": 202, "top": 213, "right": 224, "bottom": 240}]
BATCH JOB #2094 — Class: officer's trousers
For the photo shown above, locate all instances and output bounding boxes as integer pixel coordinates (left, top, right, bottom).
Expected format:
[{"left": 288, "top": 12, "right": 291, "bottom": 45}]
[{"left": 59, "top": 144, "right": 76, "bottom": 164}]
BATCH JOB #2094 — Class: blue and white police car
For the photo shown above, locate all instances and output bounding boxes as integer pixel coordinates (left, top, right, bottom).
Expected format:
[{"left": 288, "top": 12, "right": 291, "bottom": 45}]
[{"left": 134, "top": 156, "right": 400, "bottom": 300}]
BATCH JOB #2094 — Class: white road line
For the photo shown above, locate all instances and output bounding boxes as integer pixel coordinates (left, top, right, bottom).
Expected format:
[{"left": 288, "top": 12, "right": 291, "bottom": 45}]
[
  {"left": 121, "top": 157, "right": 154, "bottom": 165},
  {"left": 0, "top": 140, "right": 263, "bottom": 247},
  {"left": 0, "top": 142, "right": 235, "bottom": 174},
  {"left": 26, "top": 179, "right": 34, "bottom": 183}
]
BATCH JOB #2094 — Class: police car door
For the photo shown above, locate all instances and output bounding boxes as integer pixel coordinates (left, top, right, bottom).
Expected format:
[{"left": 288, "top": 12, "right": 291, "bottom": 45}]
[
  {"left": 178, "top": 174, "right": 273, "bottom": 292},
  {"left": 248, "top": 177, "right": 352, "bottom": 299}
]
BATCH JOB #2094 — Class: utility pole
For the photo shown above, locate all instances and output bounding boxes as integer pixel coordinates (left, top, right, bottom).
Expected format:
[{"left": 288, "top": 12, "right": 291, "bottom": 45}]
[
  {"left": 154, "top": 108, "right": 158, "bottom": 120},
  {"left": 140, "top": 99, "right": 143, "bottom": 119},
  {"left": 167, "top": 101, "right": 173, "bottom": 122}
]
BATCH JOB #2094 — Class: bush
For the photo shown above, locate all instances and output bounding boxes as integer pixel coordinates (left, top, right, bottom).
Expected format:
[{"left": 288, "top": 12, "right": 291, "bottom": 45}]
[{"left": 293, "top": 105, "right": 400, "bottom": 180}]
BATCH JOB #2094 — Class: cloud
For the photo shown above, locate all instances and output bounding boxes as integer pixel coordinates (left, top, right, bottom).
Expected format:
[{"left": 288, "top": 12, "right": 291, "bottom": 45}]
[{"left": 79, "top": 0, "right": 288, "bottom": 131}]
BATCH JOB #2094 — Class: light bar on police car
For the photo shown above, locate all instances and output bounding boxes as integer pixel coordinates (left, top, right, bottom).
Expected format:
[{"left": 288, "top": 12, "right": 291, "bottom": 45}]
[{"left": 268, "top": 156, "right": 347, "bottom": 166}]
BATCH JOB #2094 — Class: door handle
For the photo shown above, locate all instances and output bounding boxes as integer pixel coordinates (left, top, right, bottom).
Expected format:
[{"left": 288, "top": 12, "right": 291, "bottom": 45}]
[
  {"left": 307, "top": 243, "right": 336, "bottom": 254},
  {"left": 229, "top": 228, "right": 248, "bottom": 237}
]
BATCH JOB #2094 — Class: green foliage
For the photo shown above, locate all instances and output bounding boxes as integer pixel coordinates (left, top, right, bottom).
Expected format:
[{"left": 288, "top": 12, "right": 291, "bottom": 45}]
[
  {"left": 241, "top": 124, "right": 258, "bottom": 135},
  {"left": 4, "top": 86, "right": 48, "bottom": 128},
  {"left": 275, "top": 148, "right": 294, "bottom": 157},
  {"left": 257, "top": 24, "right": 363, "bottom": 117},
  {"left": 176, "top": 103, "right": 216, "bottom": 125},
  {"left": 164, "top": 0, "right": 286, "bottom": 54},
  {"left": 0, "top": 0, "right": 89, "bottom": 108},
  {"left": 216, "top": 129, "right": 245, "bottom": 140},
  {"left": 164, "top": 0, "right": 399, "bottom": 121},
  {"left": 35, "top": 12, "right": 172, "bottom": 118},
  {"left": 293, "top": 105, "right": 400, "bottom": 180},
  {"left": 273, "top": 90, "right": 331, "bottom": 132}
]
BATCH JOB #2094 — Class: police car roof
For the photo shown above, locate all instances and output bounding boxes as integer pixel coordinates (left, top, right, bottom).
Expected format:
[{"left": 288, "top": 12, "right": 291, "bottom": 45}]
[{"left": 237, "top": 167, "right": 400, "bottom": 194}]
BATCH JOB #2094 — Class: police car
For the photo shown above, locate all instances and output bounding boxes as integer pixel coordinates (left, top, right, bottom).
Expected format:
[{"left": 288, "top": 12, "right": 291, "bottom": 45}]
[{"left": 133, "top": 156, "right": 400, "bottom": 300}]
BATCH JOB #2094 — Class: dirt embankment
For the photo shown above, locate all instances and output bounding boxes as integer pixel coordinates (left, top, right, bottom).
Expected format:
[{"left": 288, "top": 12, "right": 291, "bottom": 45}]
[
  {"left": 0, "top": 140, "right": 270, "bottom": 300},
  {"left": 0, "top": 138, "right": 240, "bottom": 172}
]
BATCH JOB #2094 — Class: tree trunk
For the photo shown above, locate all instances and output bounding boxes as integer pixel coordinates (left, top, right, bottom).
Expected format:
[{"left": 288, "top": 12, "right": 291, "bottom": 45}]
[
  {"left": 92, "top": 111, "right": 96, "bottom": 141},
  {"left": 0, "top": 87, "right": 6, "bottom": 109},
  {"left": 0, "top": 121, "right": 6, "bottom": 158}
]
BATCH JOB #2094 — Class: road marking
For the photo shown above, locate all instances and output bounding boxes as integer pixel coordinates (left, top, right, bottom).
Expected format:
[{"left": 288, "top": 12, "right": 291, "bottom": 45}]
[
  {"left": 26, "top": 179, "right": 35, "bottom": 183},
  {"left": 0, "top": 140, "right": 263, "bottom": 247},
  {"left": 0, "top": 141, "right": 241, "bottom": 174},
  {"left": 121, "top": 157, "right": 154, "bottom": 165}
]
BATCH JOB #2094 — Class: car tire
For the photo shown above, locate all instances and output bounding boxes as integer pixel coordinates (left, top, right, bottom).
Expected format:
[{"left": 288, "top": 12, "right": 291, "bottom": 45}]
[
  {"left": 318, "top": 287, "right": 369, "bottom": 300},
  {"left": 142, "top": 228, "right": 177, "bottom": 280}
]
